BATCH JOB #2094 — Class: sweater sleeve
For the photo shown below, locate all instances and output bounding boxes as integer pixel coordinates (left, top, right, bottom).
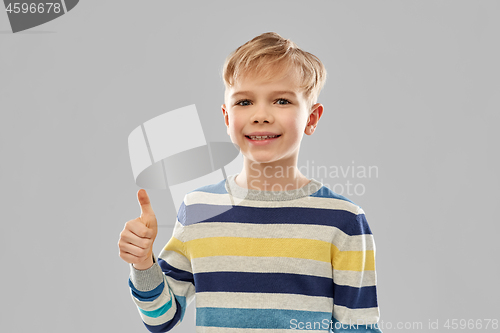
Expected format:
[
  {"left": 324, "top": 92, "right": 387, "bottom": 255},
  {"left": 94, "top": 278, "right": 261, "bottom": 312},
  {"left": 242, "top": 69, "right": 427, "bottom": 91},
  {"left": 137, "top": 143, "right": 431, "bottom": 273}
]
[
  {"left": 128, "top": 197, "right": 195, "bottom": 332},
  {"left": 331, "top": 206, "right": 383, "bottom": 333}
]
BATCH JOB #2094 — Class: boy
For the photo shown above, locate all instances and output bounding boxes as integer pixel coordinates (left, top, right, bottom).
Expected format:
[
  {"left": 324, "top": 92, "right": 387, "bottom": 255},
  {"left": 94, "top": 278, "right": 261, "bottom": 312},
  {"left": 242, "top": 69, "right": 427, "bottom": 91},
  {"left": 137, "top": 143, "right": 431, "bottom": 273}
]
[{"left": 118, "top": 32, "right": 383, "bottom": 332}]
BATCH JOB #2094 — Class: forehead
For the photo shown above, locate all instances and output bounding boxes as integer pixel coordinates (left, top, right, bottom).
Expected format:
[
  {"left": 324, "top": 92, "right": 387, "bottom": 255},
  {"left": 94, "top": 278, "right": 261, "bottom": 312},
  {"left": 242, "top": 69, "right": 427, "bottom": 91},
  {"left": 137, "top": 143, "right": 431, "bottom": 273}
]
[{"left": 226, "top": 69, "right": 303, "bottom": 100}]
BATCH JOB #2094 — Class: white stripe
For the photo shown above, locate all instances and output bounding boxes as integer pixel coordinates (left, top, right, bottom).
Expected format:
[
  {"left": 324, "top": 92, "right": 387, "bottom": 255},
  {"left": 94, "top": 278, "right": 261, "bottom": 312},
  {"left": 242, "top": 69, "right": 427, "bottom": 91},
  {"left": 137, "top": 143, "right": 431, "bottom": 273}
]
[
  {"left": 184, "top": 222, "right": 335, "bottom": 243},
  {"left": 192, "top": 256, "right": 332, "bottom": 278},
  {"left": 158, "top": 247, "right": 192, "bottom": 273},
  {"left": 196, "top": 292, "right": 333, "bottom": 312},
  {"left": 190, "top": 258, "right": 377, "bottom": 288},
  {"left": 164, "top": 274, "right": 195, "bottom": 301},
  {"left": 333, "top": 269, "right": 377, "bottom": 288},
  {"left": 333, "top": 305, "right": 380, "bottom": 325},
  {"left": 171, "top": 220, "right": 184, "bottom": 239},
  {"left": 185, "top": 190, "right": 360, "bottom": 214},
  {"left": 339, "top": 234, "right": 375, "bottom": 251}
]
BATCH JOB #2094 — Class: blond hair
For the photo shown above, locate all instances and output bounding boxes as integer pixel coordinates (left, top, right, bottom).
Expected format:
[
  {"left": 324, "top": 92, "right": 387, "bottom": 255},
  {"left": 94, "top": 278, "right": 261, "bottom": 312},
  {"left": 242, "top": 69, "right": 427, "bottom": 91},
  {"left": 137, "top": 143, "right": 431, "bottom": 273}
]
[{"left": 222, "top": 32, "right": 327, "bottom": 108}]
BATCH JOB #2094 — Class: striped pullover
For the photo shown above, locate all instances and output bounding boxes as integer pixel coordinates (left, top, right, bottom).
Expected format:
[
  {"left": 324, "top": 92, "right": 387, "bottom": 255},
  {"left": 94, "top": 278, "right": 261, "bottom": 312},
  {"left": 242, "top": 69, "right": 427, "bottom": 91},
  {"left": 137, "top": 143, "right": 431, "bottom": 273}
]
[{"left": 128, "top": 174, "right": 383, "bottom": 332}]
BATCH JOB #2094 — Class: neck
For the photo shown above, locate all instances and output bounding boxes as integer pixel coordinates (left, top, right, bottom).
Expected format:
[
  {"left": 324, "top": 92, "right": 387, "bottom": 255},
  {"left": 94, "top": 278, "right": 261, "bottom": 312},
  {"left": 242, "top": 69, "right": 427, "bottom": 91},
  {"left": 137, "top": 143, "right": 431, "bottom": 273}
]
[{"left": 236, "top": 160, "right": 310, "bottom": 191}]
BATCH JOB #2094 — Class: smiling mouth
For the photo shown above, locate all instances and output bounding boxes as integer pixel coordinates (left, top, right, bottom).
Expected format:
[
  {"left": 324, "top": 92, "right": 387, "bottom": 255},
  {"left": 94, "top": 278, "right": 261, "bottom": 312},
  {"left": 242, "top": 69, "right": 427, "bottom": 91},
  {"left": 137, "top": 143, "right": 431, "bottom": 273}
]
[{"left": 245, "top": 135, "right": 281, "bottom": 140}]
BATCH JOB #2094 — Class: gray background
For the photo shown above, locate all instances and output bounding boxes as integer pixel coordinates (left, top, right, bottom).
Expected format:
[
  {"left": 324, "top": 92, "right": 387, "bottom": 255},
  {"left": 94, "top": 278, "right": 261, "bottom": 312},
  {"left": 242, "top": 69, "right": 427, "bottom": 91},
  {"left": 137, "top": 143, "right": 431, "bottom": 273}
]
[{"left": 1, "top": 1, "right": 499, "bottom": 332}]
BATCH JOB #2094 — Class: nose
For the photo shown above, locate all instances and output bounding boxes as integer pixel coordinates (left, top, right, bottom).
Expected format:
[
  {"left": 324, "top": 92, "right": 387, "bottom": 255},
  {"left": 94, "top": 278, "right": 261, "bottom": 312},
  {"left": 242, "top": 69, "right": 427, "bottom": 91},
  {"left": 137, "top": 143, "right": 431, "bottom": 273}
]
[{"left": 250, "top": 105, "right": 273, "bottom": 123}]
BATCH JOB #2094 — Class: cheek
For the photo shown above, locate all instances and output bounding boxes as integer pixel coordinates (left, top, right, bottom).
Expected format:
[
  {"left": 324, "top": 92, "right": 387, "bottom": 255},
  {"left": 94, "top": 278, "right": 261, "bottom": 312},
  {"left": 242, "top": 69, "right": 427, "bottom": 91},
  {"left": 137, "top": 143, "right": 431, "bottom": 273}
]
[
  {"left": 283, "top": 118, "right": 302, "bottom": 133},
  {"left": 228, "top": 116, "right": 243, "bottom": 135},
  {"left": 234, "top": 114, "right": 245, "bottom": 126}
]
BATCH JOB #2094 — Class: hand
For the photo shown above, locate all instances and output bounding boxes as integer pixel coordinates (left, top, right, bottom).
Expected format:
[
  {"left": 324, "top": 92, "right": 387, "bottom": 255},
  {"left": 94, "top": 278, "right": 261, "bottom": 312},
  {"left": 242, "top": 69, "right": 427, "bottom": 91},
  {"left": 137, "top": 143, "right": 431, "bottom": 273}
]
[{"left": 118, "top": 189, "right": 158, "bottom": 270}]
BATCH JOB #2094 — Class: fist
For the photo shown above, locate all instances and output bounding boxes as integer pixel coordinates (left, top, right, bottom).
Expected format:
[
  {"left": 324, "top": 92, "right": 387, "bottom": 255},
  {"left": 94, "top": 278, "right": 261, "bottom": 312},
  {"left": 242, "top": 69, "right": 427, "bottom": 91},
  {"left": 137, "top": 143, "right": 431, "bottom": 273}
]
[{"left": 118, "top": 189, "right": 158, "bottom": 270}]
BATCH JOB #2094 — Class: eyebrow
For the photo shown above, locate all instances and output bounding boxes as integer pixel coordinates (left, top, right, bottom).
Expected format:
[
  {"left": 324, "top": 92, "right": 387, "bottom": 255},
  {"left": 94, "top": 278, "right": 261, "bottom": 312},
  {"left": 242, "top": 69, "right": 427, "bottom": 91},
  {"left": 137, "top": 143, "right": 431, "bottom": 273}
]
[{"left": 230, "top": 90, "right": 298, "bottom": 99}]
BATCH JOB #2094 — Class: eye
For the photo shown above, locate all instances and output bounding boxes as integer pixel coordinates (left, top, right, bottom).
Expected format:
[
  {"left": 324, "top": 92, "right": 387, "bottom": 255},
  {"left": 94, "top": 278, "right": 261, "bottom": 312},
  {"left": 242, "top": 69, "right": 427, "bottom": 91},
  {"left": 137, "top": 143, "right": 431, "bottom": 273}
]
[
  {"left": 276, "top": 98, "right": 291, "bottom": 105},
  {"left": 234, "top": 98, "right": 291, "bottom": 106},
  {"left": 235, "top": 99, "right": 251, "bottom": 106}
]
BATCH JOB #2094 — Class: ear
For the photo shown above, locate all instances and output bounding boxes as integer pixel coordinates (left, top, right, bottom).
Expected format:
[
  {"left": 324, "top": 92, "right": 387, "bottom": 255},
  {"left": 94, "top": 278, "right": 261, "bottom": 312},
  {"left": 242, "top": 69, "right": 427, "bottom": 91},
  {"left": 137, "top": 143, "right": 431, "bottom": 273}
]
[
  {"left": 221, "top": 104, "right": 230, "bottom": 135},
  {"left": 305, "top": 103, "right": 324, "bottom": 135}
]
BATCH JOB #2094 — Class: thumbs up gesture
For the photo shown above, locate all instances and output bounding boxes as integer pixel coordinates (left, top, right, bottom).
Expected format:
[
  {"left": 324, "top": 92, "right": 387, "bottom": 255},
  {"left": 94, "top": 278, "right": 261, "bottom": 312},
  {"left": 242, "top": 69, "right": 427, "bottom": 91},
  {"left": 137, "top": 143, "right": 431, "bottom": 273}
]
[{"left": 118, "top": 189, "right": 158, "bottom": 270}]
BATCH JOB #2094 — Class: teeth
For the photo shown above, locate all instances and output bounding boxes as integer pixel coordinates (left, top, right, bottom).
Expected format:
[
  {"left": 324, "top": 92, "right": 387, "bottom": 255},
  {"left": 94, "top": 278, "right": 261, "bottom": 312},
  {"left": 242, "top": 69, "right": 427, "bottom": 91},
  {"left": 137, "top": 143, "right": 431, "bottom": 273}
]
[{"left": 248, "top": 135, "right": 279, "bottom": 140}]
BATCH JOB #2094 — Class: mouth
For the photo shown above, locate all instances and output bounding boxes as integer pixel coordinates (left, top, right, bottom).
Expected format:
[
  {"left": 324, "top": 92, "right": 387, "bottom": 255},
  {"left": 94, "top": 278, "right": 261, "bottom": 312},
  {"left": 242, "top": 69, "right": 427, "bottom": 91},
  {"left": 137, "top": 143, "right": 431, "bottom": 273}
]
[{"left": 245, "top": 134, "right": 281, "bottom": 141}]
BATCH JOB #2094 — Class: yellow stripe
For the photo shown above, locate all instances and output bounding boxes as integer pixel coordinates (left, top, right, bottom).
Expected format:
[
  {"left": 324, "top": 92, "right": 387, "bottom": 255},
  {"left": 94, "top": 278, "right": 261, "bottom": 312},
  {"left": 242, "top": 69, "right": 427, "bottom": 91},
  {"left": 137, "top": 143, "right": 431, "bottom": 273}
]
[
  {"left": 334, "top": 250, "right": 375, "bottom": 271},
  {"left": 184, "top": 237, "right": 334, "bottom": 262},
  {"left": 164, "top": 236, "right": 375, "bottom": 271},
  {"left": 163, "top": 237, "right": 188, "bottom": 258}
]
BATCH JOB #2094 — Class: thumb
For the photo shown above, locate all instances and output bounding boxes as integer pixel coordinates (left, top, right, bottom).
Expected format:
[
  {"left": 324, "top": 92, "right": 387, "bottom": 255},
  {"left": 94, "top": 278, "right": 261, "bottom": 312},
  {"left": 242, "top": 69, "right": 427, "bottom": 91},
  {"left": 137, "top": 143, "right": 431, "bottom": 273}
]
[{"left": 137, "top": 189, "right": 157, "bottom": 228}]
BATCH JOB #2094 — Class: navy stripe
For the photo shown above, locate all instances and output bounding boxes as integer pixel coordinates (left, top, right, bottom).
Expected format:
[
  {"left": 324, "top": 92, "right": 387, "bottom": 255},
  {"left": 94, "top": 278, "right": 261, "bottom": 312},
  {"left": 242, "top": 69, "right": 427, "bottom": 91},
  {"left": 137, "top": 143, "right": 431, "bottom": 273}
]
[
  {"left": 194, "top": 271, "right": 333, "bottom": 298},
  {"left": 128, "top": 278, "right": 164, "bottom": 302},
  {"left": 143, "top": 296, "right": 184, "bottom": 333},
  {"left": 185, "top": 204, "right": 370, "bottom": 235},
  {"left": 158, "top": 258, "right": 194, "bottom": 284},
  {"left": 356, "top": 213, "right": 372, "bottom": 235},
  {"left": 333, "top": 284, "right": 378, "bottom": 309}
]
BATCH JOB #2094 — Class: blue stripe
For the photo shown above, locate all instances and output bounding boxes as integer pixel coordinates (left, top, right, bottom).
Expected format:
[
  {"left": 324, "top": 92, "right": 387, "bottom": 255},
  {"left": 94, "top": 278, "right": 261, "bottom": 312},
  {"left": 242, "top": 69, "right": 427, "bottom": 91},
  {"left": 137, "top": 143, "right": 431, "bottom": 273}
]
[
  {"left": 331, "top": 317, "right": 383, "bottom": 333},
  {"left": 157, "top": 258, "right": 194, "bottom": 283},
  {"left": 129, "top": 278, "right": 164, "bottom": 302},
  {"left": 333, "top": 284, "right": 378, "bottom": 309},
  {"left": 310, "top": 186, "right": 354, "bottom": 204},
  {"left": 177, "top": 200, "right": 186, "bottom": 225},
  {"left": 184, "top": 204, "right": 370, "bottom": 235},
  {"left": 189, "top": 178, "right": 355, "bottom": 205},
  {"left": 143, "top": 296, "right": 184, "bottom": 333},
  {"left": 139, "top": 297, "right": 172, "bottom": 318},
  {"left": 197, "top": 307, "right": 332, "bottom": 330},
  {"left": 188, "top": 179, "right": 228, "bottom": 195},
  {"left": 175, "top": 296, "right": 187, "bottom": 321},
  {"left": 194, "top": 272, "right": 333, "bottom": 298}
]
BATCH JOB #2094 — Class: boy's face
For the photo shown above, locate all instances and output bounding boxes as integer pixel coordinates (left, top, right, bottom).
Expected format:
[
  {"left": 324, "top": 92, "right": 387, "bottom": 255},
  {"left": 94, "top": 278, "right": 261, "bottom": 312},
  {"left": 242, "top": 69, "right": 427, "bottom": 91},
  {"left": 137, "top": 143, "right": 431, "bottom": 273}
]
[{"left": 222, "top": 69, "right": 323, "bottom": 167}]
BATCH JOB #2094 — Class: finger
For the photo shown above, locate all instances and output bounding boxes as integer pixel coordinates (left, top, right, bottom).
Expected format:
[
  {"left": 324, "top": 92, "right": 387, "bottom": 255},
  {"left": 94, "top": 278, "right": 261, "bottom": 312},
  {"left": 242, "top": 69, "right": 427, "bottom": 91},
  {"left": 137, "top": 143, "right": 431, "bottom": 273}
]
[
  {"left": 119, "top": 249, "right": 147, "bottom": 264},
  {"left": 119, "top": 240, "right": 150, "bottom": 259},
  {"left": 120, "top": 228, "right": 151, "bottom": 249},
  {"left": 137, "top": 189, "right": 156, "bottom": 225},
  {"left": 126, "top": 219, "right": 155, "bottom": 239}
]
